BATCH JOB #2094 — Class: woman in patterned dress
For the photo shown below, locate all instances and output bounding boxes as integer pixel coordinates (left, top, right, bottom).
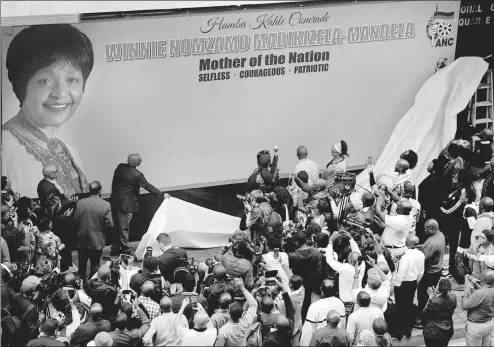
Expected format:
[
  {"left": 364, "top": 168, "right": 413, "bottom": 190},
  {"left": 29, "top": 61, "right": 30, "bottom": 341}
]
[
  {"left": 323, "top": 140, "right": 349, "bottom": 187},
  {"left": 33, "top": 216, "right": 65, "bottom": 276},
  {"left": 2, "top": 24, "right": 94, "bottom": 198}
]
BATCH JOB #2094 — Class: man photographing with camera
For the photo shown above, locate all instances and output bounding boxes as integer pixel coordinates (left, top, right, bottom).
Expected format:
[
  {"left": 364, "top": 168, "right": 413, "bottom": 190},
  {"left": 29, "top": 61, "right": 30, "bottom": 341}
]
[{"left": 247, "top": 146, "right": 280, "bottom": 194}]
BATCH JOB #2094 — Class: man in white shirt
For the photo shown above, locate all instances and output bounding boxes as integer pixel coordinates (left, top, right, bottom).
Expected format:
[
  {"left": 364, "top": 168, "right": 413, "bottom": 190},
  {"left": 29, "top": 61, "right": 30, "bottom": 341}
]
[
  {"left": 375, "top": 198, "right": 414, "bottom": 266},
  {"left": 300, "top": 279, "right": 346, "bottom": 346},
  {"left": 325, "top": 231, "right": 365, "bottom": 303},
  {"left": 471, "top": 197, "right": 494, "bottom": 247},
  {"left": 174, "top": 299, "right": 217, "bottom": 346},
  {"left": 346, "top": 291, "right": 384, "bottom": 345},
  {"left": 143, "top": 297, "right": 188, "bottom": 346},
  {"left": 394, "top": 235, "right": 424, "bottom": 340},
  {"left": 291, "top": 146, "right": 320, "bottom": 186},
  {"left": 352, "top": 258, "right": 391, "bottom": 313}
]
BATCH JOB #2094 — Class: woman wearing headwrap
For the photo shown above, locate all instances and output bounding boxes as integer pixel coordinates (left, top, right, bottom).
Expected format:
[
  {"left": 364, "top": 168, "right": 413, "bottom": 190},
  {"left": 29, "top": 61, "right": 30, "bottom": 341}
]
[
  {"left": 323, "top": 140, "right": 349, "bottom": 187},
  {"left": 2, "top": 24, "right": 94, "bottom": 198},
  {"left": 246, "top": 148, "right": 279, "bottom": 193}
]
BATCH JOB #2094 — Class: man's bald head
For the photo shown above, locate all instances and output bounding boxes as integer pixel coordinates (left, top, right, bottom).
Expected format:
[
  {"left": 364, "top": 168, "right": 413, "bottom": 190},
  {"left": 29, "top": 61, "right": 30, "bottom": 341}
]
[
  {"left": 89, "top": 181, "right": 102, "bottom": 195},
  {"left": 213, "top": 264, "right": 227, "bottom": 281},
  {"left": 297, "top": 146, "right": 308, "bottom": 159},
  {"left": 97, "top": 265, "right": 111, "bottom": 282},
  {"left": 348, "top": 252, "right": 361, "bottom": 266},
  {"left": 141, "top": 281, "right": 155, "bottom": 297},
  {"left": 397, "top": 199, "right": 412, "bottom": 216},
  {"left": 327, "top": 310, "right": 341, "bottom": 328},
  {"left": 483, "top": 269, "right": 494, "bottom": 286},
  {"left": 160, "top": 297, "right": 172, "bottom": 313},
  {"left": 425, "top": 219, "right": 439, "bottom": 236},
  {"left": 407, "top": 235, "right": 420, "bottom": 249},
  {"left": 480, "top": 197, "right": 494, "bottom": 213},
  {"left": 480, "top": 128, "right": 494, "bottom": 140},
  {"left": 127, "top": 154, "right": 142, "bottom": 167},
  {"left": 395, "top": 159, "right": 410, "bottom": 172},
  {"left": 219, "top": 293, "right": 232, "bottom": 309},
  {"left": 42, "top": 164, "right": 59, "bottom": 179},
  {"left": 357, "top": 291, "right": 371, "bottom": 307},
  {"left": 193, "top": 311, "right": 210, "bottom": 329},
  {"left": 261, "top": 296, "right": 274, "bottom": 314},
  {"left": 89, "top": 303, "right": 103, "bottom": 321},
  {"left": 361, "top": 192, "right": 375, "bottom": 208},
  {"left": 403, "top": 181, "right": 415, "bottom": 198}
]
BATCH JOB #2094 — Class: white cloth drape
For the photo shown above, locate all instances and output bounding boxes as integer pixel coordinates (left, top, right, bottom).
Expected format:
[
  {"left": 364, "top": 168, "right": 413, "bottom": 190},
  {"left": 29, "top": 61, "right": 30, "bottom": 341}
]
[
  {"left": 355, "top": 57, "right": 489, "bottom": 194},
  {"left": 136, "top": 197, "right": 241, "bottom": 260}
]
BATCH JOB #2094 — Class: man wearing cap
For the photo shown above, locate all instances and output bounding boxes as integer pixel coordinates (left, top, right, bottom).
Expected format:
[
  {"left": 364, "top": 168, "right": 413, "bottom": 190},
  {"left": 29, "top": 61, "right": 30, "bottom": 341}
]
[
  {"left": 26, "top": 318, "right": 65, "bottom": 347},
  {"left": 74, "top": 181, "right": 113, "bottom": 281},
  {"left": 8, "top": 275, "right": 41, "bottom": 346},
  {"left": 110, "top": 154, "right": 170, "bottom": 257},
  {"left": 246, "top": 147, "right": 279, "bottom": 193}
]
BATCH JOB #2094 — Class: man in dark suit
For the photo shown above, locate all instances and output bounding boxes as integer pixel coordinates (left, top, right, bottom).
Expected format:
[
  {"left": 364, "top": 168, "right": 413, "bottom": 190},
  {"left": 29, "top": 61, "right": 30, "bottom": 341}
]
[
  {"left": 74, "top": 181, "right": 113, "bottom": 281},
  {"left": 37, "top": 164, "right": 64, "bottom": 205},
  {"left": 70, "top": 303, "right": 111, "bottom": 347},
  {"left": 110, "top": 154, "right": 169, "bottom": 256}
]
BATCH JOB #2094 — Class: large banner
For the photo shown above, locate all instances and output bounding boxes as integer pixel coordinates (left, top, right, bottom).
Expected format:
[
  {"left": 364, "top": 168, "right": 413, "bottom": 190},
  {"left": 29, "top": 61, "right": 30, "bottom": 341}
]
[{"left": 1, "top": 1, "right": 460, "bottom": 198}]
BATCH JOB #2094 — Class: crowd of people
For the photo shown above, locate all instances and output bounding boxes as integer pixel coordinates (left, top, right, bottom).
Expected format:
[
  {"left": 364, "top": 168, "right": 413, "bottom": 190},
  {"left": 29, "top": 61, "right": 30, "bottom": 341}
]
[{"left": 2, "top": 124, "right": 494, "bottom": 347}]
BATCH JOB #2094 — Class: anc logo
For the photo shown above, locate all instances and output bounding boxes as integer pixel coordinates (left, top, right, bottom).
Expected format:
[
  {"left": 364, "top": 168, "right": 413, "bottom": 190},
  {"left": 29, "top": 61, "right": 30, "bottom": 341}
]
[{"left": 426, "top": 3, "right": 455, "bottom": 48}]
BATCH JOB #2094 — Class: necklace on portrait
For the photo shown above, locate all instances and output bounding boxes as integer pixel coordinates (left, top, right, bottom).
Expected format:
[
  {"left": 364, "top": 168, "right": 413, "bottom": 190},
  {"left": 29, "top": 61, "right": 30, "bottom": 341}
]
[{"left": 18, "top": 111, "right": 61, "bottom": 154}]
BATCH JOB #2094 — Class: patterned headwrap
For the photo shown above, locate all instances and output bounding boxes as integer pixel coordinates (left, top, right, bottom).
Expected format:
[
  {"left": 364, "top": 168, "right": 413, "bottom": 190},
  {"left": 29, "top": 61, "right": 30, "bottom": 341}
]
[
  {"left": 257, "top": 150, "right": 271, "bottom": 166},
  {"left": 332, "top": 142, "right": 342, "bottom": 154}
]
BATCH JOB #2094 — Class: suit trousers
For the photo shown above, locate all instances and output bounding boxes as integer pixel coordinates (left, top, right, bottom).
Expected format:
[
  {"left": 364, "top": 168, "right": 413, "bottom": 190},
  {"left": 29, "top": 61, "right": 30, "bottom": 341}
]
[
  {"left": 394, "top": 280, "right": 418, "bottom": 335},
  {"left": 111, "top": 206, "right": 133, "bottom": 255},
  {"left": 418, "top": 272, "right": 442, "bottom": 314},
  {"left": 78, "top": 248, "right": 103, "bottom": 280}
]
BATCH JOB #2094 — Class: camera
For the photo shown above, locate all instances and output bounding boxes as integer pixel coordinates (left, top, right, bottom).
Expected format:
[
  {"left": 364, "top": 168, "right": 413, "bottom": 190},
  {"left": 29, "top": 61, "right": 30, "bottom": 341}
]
[
  {"left": 236, "top": 194, "right": 248, "bottom": 202},
  {"left": 334, "top": 172, "right": 356, "bottom": 191},
  {"left": 32, "top": 268, "right": 60, "bottom": 302},
  {"left": 341, "top": 216, "right": 371, "bottom": 232}
]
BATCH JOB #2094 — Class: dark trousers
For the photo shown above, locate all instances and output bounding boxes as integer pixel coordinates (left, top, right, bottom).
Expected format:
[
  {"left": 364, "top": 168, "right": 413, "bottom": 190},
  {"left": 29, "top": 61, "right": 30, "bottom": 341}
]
[
  {"left": 423, "top": 336, "right": 451, "bottom": 347},
  {"left": 445, "top": 229, "right": 461, "bottom": 271},
  {"left": 59, "top": 246, "right": 73, "bottom": 272},
  {"left": 418, "top": 272, "right": 442, "bottom": 313},
  {"left": 111, "top": 206, "right": 133, "bottom": 255},
  {"left": 78, "top": 248, "right": 103, "bottom": 280},
  {"left": 394, "top": 280, "right": 418, "bottom": 335}
]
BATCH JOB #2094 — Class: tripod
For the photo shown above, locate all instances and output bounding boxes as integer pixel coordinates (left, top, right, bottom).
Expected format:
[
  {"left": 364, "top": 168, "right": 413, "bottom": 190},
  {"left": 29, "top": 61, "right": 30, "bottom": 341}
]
[{"left": 336, "top": 187, "right": 354, "bottom": 224}]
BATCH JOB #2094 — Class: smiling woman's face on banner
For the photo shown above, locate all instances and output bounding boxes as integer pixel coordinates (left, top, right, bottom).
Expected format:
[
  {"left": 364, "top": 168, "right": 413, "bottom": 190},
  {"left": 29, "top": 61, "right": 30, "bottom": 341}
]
[{"left": 23, "top": 60, "right": 85, "bottom": 128}]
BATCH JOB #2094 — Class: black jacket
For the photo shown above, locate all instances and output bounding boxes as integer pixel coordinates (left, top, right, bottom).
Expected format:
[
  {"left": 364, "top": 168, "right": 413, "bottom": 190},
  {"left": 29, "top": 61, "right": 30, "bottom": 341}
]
[
  {"left": 84, "top": 279, "right": 118, "bottom": 321},
  {"left": 37, "top": 178, "right": 61, "bottom": 205},
  {"left": 157, "top": 247, "right": 188, "bottom": 283},
  {"left": 110, "top": 164, "right": 162, "bottom": 213},
  {"left": 70, "top": 319, "right": 111, "bottom": 347},
  {"left": 129, "top": 268, "right": 164, "bottom": 303}
]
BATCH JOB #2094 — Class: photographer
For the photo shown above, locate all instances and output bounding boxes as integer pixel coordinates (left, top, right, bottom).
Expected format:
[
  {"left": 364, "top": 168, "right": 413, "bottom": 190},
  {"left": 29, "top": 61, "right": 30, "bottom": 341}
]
[
  {"left": 246, "top": 147, "right": 279, "bottom": 194},
  {"left": 264, "top": 278, "right": 296, "bottom": 347},
  {"left": 240, "top": 190, "right": 281, "bottom": 241},
  {"left": 204, "top": 264, "right": 237, "bottom": 317},
  {"left": 85, "top": 264, "right": 119, "bottom": 322},
  {"left": 70, "top": 303, "right": 112, "bottom": 347},
  {"left": 289, "top": 231, "right": 322, "bottom": 321},
  {"left": 214, "top": 240, "right": 254, "bottom": 290},
  {"left": 130, "top": 256, "right": 166, "bottom": 304},
  {"left": 5, "top": 275, "right": 42, "bottom": 346}
]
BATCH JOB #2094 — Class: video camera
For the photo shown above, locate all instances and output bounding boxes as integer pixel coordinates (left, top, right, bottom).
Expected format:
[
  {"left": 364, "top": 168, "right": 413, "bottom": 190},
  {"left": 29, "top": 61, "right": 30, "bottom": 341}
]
[
  {"left": 32, "top": 267, "right": 60, "bottom": 303},
  {"left": 334, "top": 172, "right": 356, "bottom": 190},
  {"left": 102, "top": 256, "right": 121, "bottom": 287},
  {"left": 236, "top": 194, "right": 249, "bottom": 202},
  {"left": 341, "top": 215, "right": 371, "bottom": 232}
]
